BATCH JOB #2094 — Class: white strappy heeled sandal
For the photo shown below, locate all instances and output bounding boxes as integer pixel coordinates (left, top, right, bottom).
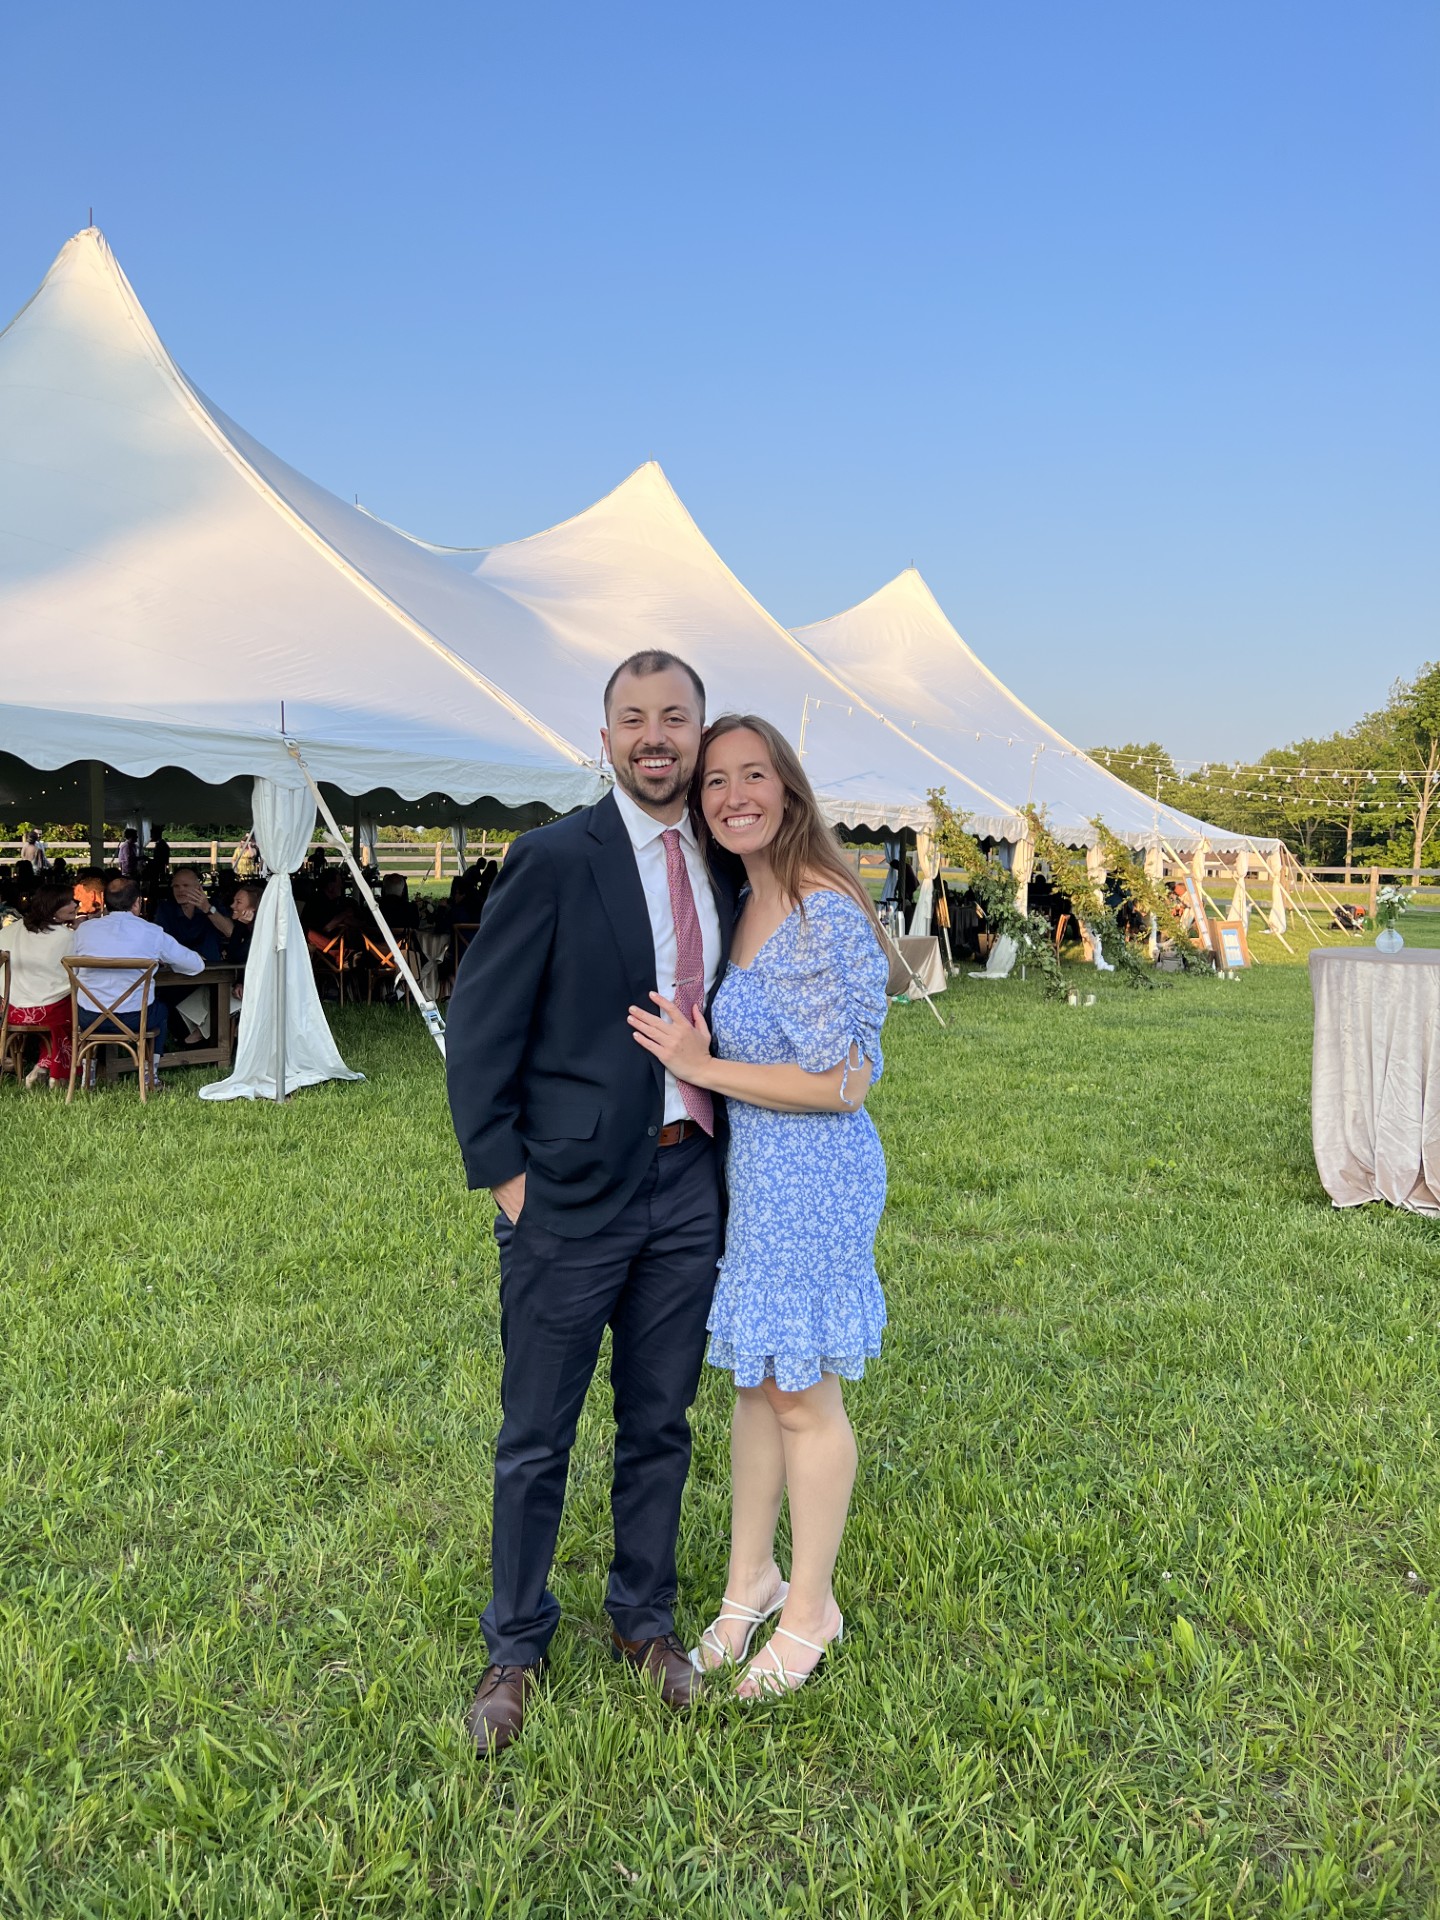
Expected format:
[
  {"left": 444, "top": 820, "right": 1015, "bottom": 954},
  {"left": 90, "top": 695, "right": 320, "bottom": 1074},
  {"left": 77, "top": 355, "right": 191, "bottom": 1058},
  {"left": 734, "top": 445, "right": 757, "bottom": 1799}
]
[
  {"left": 738, "top": 1615, "right": 844, "bottom": 1697},
  {"left": 688, "top": 1581, "right": 790, "bottom": 1674}
]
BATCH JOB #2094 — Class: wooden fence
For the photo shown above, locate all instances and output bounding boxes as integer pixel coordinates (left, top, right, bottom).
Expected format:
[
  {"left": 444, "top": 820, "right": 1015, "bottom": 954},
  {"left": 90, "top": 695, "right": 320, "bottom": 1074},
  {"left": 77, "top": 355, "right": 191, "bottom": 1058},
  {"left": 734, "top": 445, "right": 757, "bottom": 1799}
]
[{"left": 0, "top": 838, "right": 507, "bottom": 880}]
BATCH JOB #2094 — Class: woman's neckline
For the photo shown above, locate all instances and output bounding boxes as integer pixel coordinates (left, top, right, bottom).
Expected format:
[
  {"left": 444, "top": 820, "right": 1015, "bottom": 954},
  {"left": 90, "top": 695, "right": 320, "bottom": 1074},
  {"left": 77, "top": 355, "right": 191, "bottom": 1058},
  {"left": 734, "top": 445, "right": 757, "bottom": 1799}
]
[{"left": 728, "top": 885, "right": 850, "bottom": 973}]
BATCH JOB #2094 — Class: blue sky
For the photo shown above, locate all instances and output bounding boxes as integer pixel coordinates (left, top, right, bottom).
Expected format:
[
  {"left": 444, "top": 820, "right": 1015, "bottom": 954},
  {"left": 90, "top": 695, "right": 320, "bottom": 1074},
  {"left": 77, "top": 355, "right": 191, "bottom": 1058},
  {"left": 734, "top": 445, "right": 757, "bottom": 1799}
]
[{"left": 3, "top": 1, "right": 1435, "bottom": 760}]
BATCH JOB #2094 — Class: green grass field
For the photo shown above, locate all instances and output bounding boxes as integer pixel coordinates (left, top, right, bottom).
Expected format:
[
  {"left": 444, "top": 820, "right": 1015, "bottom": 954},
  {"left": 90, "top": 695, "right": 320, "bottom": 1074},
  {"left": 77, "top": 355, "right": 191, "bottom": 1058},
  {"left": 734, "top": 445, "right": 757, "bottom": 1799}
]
[{"left": 2, "top": 923, "right": 1438, "bottom": 1917}]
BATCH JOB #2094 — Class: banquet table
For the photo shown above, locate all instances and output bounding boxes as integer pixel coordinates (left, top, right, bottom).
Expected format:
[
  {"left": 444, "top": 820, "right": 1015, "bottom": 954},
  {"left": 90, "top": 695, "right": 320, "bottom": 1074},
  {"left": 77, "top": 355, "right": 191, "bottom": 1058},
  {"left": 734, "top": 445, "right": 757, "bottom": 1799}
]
[
  {"left": 1309, "top": 947, "right": 1440, "bottom": 1213},
  {"left": 156, "top": 963, "right": 245, "bottom": 1072}
]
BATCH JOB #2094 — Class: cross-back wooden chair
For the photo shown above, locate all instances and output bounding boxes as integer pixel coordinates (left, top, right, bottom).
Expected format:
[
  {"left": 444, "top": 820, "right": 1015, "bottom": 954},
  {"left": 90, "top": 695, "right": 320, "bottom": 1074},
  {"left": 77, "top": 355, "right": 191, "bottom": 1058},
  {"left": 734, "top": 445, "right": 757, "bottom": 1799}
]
[
  {"left": 0, "top": 949, "right": 18, "bottom": 1080},
  {"left": 61, "top": 955, "right": 159, "bottom": 1103},
  {"left": 451, "top": 921, "right": 480, "bottom": 985},
  {"left": 363, "top": 927, "right": 418, "bottom": 1004},
  {"left": 309, "top": 931, "right": 356, "bottom": 1006}
]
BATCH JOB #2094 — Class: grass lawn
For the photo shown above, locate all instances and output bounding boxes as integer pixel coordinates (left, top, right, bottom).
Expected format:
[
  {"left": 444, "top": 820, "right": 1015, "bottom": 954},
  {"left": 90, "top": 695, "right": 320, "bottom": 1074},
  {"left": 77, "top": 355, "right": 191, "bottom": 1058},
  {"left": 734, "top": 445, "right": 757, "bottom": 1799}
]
[{"left": 2, "top": 924, "right": 1438, "bottom": 1917}]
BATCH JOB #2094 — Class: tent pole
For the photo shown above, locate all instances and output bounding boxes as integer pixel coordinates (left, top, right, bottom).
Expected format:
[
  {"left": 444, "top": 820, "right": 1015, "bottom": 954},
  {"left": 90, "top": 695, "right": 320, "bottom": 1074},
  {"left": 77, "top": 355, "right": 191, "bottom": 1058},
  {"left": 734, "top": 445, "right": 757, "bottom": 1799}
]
[
  {"left": 286, "top": 745, "right": 447, "bottom": 1059},
  {"left": 87, "top": 760, "right": 106, "bottom": 869},
  {"left": 274, "top": 916, "right": 287, "bottom": 1104}
]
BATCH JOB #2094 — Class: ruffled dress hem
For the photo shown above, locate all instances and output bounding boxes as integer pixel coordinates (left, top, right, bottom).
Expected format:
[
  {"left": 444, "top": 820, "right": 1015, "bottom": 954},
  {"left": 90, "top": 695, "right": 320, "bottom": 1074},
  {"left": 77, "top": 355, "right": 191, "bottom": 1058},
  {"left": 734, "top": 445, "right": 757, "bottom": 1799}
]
[{"left": 706, "top": 1333, "right": 884, "bottom": 1393}]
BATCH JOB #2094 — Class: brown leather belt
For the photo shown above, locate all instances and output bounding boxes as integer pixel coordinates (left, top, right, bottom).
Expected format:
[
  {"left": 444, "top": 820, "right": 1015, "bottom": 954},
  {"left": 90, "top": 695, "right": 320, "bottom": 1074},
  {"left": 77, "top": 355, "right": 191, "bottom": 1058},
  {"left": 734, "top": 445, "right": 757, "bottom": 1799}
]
[{"left": 656, "top": 1117, "right": 701, "bottom": 1148}]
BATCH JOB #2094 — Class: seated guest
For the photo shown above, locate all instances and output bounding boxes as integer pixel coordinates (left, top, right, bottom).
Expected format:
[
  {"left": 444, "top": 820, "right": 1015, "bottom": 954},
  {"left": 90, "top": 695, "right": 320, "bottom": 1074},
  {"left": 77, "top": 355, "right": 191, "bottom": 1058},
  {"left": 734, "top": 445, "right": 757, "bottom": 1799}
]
[
  {"left": 379, "top": 872, "right": 418, "bottom": 931},
  {"left": 154, "top": 865, "right": 232, "bottom": 961},
  {"left": 303, "top": 871, "right": 361, "bottom": 946},
  {"left": 0, "top": 883, "right": 78, "bottom": 1088},
  {"left": 73, "top": 867, "right": 106, "bottom": 918},
  {"left": 175, "top": 882, "right": 260, "bottom": 1044},
  {"left": 116, "top": 828, "right": 142, "bottom": 878},
  {"left": 71, "top": 877, "right": 205, "bottom": 1079},
  {"left": 12, "top": 859, "right": 35, "bottom": 903}
]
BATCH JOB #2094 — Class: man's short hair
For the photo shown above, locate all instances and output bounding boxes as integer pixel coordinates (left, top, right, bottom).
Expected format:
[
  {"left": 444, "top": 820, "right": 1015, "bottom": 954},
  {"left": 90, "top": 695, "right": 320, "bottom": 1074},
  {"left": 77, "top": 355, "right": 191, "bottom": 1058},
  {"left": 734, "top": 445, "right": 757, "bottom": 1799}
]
[
  {"left": 603, "top": 650, "right": 706, "bottom": 720},
  {"left": 106, "top": 876, "right": 140, "bottom": 913}
]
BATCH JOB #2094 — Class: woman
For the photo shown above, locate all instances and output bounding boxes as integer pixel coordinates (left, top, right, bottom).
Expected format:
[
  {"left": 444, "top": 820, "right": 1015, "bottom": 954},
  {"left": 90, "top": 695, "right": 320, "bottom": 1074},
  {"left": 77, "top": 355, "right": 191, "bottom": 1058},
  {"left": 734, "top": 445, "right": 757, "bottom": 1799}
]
[
  {"left": 628, "top": 714, "right": 889, "bottom": 1697},
  {"left": 0, "top": 883, "right": 78, "bottom": 1088}
]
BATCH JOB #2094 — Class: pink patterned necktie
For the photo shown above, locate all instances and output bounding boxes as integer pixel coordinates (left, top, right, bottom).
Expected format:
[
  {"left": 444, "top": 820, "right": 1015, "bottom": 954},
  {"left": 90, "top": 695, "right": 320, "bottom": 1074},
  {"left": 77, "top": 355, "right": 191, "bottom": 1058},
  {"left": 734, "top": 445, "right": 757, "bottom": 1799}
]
[{"left": 661, "top": 828, "right": 714, "bottom": 1136}]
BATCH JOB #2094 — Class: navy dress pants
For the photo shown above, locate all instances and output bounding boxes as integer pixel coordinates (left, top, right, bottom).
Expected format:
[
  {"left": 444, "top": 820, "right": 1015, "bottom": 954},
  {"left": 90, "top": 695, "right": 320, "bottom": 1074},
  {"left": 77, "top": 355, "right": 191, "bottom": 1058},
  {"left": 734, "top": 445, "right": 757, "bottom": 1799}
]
[{"left": 483, "top": 1131, "right": 722, "bottom": 1666}]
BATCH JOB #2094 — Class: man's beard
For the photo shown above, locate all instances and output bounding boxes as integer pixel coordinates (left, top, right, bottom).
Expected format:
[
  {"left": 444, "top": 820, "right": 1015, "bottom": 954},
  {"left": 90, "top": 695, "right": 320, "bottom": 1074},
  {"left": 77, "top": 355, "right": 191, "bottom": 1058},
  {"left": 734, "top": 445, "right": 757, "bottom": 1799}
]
[{"left": 613, "top": 748, "right": 692, "bottom": 808}]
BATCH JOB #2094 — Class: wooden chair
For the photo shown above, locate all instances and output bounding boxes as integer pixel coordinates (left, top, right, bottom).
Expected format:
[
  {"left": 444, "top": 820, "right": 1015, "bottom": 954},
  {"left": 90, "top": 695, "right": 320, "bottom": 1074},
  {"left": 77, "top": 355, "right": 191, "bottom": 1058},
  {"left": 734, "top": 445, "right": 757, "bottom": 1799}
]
[
  {"left": 451, "top": 922, "right": 480, "bottom": 984},
  {"left": 0, "top": 950, "right": 18, "bottom": 1080},
  {"left": 309, "top": 932, "right": 353, "bottom": 1006},
  {"left": 364, "top": 927, "right": 418, "bottom": 1004},
  {"left": 61, "top": 956, "right": 159, "bottom": 1103}
]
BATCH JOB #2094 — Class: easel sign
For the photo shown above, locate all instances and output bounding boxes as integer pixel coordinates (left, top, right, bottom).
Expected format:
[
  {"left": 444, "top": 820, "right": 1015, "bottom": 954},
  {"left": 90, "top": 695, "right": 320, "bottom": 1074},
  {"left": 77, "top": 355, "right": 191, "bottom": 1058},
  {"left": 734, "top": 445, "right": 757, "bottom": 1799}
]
[{"left": 1209, "top": 919, "right": 1250, "bottom": 969}]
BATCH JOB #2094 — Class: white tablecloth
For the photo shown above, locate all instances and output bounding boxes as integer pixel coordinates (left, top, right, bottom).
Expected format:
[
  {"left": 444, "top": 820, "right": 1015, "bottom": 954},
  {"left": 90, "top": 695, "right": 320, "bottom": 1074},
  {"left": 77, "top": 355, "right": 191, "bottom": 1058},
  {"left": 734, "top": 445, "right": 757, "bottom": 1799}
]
[
  {"left": 1309, "top": 948, "right": 1440, "bottom": 1212},
  {"left": 888, "top": 935, "right": 946, "bottom": 997},
  {"left": 414, "top": 929, "right": 451, "bottom": 1001}
]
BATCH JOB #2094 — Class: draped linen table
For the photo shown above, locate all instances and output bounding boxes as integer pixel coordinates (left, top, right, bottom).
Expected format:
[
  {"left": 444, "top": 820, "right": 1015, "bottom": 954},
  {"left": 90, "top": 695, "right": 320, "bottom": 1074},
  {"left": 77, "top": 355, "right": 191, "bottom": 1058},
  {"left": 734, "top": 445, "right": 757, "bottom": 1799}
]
[
  {"left": 413, "top": 929, "right": 451, "bottom": 1001},
  {"left": 1309, "top": 948, "right": 1440, "bottom": 1213}
]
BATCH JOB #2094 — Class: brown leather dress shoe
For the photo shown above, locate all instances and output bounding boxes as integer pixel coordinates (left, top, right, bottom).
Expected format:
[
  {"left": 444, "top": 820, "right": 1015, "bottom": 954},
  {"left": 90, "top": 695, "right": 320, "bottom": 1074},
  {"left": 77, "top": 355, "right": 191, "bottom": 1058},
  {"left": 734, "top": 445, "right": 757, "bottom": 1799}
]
[
  {"left": 611, "top": 1631, "right": 700, "bottom": 1708},
  {"left": 466, "top": 1662, "right": 542, "bottom": 1755}
]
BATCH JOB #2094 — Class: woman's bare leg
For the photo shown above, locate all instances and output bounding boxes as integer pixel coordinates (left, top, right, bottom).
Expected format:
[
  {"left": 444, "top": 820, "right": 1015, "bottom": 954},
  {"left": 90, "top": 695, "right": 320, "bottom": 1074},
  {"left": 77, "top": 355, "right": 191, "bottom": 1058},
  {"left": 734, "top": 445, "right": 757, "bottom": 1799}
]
[
  {"left": 739, "top": 1372, "right": 853, "bottom": 1693},
  {"left": 694, "top": 1385, "right": 788, "bottom": 1666}
]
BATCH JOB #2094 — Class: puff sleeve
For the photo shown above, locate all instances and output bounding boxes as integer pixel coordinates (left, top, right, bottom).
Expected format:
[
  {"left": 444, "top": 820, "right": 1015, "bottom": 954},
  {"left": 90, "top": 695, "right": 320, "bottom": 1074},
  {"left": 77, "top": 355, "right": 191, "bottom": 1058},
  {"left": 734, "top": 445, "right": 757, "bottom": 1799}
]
[{"left": 767, "top": 890, "right": 888, "bottom": 1097}]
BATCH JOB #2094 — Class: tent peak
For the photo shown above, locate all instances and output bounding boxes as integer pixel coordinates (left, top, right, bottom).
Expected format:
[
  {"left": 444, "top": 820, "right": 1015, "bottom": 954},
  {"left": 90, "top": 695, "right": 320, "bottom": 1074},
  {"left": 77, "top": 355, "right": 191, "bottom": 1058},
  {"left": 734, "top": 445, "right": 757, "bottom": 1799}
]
[{"left": 793, "top": 562, "right": 949, "bottom": 636}]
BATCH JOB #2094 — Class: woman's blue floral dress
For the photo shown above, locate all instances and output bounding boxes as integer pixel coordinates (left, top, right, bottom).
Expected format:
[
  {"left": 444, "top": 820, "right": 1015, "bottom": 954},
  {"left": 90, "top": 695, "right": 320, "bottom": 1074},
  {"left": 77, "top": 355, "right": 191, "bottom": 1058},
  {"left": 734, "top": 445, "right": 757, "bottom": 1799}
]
[{"left": 707, "top": 888, "right": 889, "bottom": 1392}]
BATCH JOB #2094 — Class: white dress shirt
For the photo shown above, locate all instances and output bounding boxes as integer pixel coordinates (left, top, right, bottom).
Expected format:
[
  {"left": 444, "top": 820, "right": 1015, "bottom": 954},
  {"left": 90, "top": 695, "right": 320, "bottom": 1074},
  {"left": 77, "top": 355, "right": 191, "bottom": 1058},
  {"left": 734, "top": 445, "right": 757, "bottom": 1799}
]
[
  {"left": 73, "top": 911, "right": 205, "bottom": 1014},
  {"left": 611, "top": 783, "right": 722, "bottom": 1124}
]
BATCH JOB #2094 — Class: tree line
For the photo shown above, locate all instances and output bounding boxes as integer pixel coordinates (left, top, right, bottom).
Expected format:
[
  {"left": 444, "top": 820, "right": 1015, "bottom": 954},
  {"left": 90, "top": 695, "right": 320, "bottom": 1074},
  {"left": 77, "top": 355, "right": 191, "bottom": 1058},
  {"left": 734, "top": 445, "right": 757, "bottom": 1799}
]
[{"left": 1092, "top": 660, "right": 1440, "bottom": 872}]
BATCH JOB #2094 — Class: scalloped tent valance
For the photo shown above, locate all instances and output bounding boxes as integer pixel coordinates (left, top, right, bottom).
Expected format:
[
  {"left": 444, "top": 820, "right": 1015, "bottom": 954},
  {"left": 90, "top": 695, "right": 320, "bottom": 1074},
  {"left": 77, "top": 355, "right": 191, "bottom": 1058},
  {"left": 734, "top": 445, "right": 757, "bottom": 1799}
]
[{"left": 0, "top": 229, "right": 605, "bottom": 824}]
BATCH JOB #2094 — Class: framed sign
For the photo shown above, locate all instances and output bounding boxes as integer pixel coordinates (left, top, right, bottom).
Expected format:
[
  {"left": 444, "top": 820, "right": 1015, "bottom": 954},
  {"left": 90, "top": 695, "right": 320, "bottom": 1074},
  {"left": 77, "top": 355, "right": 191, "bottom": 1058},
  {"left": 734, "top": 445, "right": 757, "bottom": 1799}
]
[{"left": 1209, "top": 919, "right": 1250, "bottom": 969}]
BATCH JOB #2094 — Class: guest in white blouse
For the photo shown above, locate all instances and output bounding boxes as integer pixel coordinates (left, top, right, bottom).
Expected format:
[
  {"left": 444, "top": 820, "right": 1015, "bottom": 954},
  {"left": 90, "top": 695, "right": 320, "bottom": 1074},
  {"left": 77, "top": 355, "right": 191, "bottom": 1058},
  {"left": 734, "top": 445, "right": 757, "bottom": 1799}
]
[{"left": 0, "top": 884, "right": 78, "bottom": 1088}]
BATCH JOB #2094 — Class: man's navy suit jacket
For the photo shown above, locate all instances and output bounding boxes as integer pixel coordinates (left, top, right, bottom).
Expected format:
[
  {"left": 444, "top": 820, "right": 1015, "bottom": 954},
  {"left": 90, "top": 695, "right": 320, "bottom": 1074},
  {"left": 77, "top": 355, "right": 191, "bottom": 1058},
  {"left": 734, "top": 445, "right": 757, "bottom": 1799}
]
[{"left": 446, "top": 790, "right": 741, "bottom": 1240}]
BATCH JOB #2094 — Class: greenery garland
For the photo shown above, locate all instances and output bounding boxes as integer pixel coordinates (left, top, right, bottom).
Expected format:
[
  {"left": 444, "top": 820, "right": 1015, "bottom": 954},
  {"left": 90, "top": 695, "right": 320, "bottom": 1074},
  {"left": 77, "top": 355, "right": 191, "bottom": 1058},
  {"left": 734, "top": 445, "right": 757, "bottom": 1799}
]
[
  {"left": 1020, "top": 807, "right": 1155, "bottom": 989},
  {"left": 927, "top": 790, "right": 1066, "bottom": 996},
  {"left": 928, "top": 791, "right": 1217, "bottom": 993},
  {"left": 1086, "top": 819, "right": 1208, "bottom": 973}
]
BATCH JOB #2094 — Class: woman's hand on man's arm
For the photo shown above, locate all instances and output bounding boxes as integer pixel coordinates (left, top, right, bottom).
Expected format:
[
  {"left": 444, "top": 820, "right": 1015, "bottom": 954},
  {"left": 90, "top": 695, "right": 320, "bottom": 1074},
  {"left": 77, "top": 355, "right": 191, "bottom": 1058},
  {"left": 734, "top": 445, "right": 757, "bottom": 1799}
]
[{"left": 627, "top": 993, "right": 872, "bottom": 1114}]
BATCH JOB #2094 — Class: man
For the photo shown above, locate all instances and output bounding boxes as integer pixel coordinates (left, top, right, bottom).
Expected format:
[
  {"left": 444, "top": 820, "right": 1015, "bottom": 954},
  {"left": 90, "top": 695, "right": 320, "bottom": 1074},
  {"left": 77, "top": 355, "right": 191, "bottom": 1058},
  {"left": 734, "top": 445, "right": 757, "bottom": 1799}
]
[
  {"left": 72, "top": 875, "right": 206, "bottom": 1076},
  {"left": 446, "top": 650, "right": 737, "bottom": 1756},
  {"left": 116, "top": 828, "right": 142, "bottom": 879},
  {"left": 174, "top": 881, "right": 260, "bottom": 1045},
  {"left": 154, "top": 865, "right": 232, "bottom": 963}
]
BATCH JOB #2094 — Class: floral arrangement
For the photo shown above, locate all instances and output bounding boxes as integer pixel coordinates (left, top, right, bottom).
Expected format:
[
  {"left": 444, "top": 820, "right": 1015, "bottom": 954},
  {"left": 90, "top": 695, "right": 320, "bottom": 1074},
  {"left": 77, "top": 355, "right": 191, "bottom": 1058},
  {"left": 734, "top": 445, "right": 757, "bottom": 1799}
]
[{"left": 1374, "top": 885, "right": 1411, "bottom": 932}]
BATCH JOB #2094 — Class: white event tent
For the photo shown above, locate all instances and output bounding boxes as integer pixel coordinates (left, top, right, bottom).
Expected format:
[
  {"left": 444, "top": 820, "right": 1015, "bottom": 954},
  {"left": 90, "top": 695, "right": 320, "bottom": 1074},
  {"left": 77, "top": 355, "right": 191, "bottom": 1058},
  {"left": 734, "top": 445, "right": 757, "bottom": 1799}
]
[
  {"left": 793, "top": 567, "right": 1270, "bottom": 855},
  {"left": 373, "top": 463, "right": 1025, "bottom": 840},
  {"left": 793, "top": 568, "right": 1286, "bottom": 936},
  {"left": 0, "top": 228, "right": 607, "bottom": 1097}
]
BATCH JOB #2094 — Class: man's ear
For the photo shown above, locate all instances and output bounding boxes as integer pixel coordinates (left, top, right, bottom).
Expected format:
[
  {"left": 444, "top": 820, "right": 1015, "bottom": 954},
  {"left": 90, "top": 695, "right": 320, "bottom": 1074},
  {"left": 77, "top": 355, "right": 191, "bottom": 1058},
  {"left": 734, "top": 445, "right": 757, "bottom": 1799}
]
[{"left": 599, "top": 726, "right": 612, "bottom": 770}]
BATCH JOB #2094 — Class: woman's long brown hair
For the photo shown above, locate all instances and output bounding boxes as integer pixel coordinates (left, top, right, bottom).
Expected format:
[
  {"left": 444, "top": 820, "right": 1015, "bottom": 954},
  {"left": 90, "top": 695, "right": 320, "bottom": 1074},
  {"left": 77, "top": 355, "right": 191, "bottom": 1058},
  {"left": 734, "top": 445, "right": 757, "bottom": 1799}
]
[{"left": 691, "top": 713, "right": 886, "bottom": 944}]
